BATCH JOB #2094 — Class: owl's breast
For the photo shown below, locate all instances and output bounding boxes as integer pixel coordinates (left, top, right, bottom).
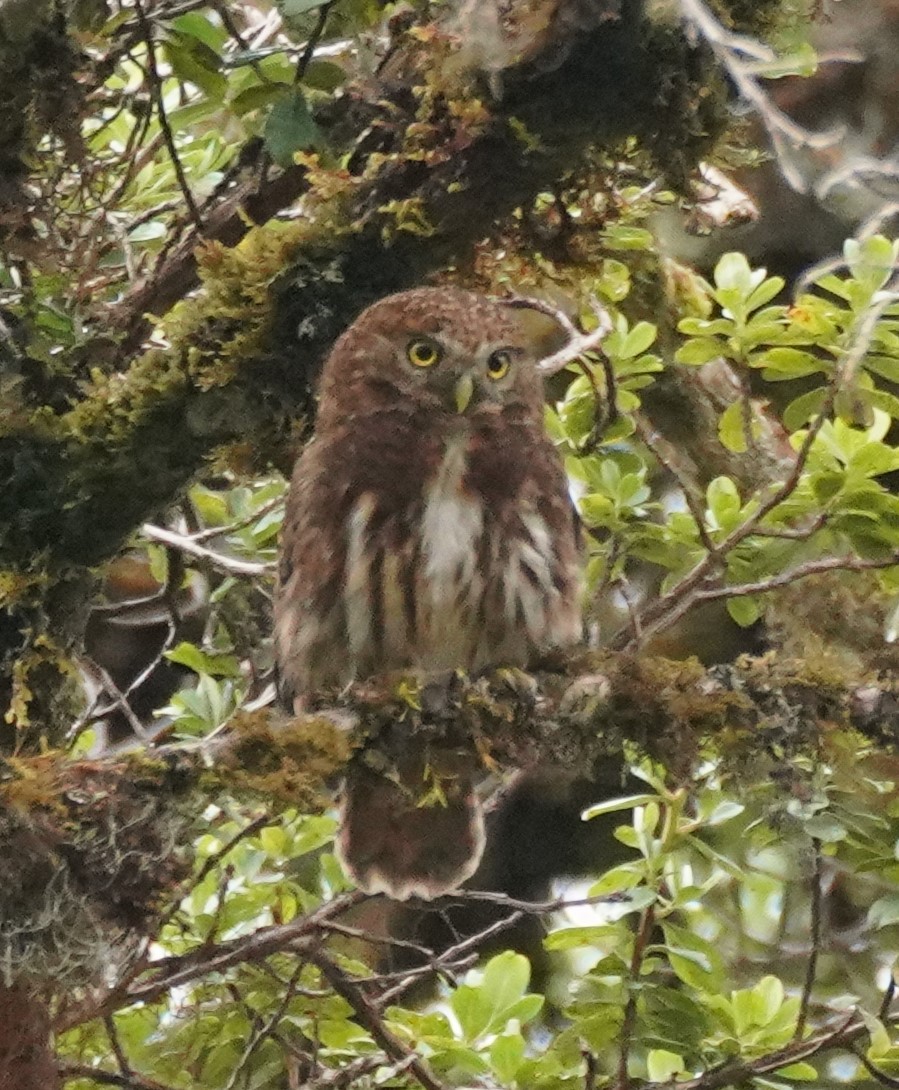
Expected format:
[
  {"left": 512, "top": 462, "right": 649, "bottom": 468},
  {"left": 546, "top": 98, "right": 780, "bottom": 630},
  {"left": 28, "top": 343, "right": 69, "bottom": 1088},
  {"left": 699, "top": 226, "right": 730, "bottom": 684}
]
[{"left": 343, "top": 433, "right": 580, "bottom": 677}]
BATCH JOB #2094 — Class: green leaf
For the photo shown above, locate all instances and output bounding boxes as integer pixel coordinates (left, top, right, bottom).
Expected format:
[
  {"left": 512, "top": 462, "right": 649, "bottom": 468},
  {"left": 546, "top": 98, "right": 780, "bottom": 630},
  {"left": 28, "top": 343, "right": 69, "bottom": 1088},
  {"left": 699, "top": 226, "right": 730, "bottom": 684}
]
[
  {"left": 165, "top": 642, "right": 241, "bottom": 677},
  {"left": 450, "top": 953, "right": 542, "bottom": 1042},
  {"left": 760, "top": 347, "right": 826, "bottom": 379},
  {"left": 718, "top": 400, "right": 760, "bottom": 453},
  {"left": 647, "top": 1049, "right": 686, "bottom": 1081},
  {"left": 679, "top": 317, "right": 734, "bottom": 337},
  {"left": 864, "top": 354, "right": 899, "bottom": 382},
  {"left": 661, "top": 924, "right": 723, "bottom": 992},
  {"left": 869, "top": 893, "right": 899, "bottom": 929},
  {"left": 757, "top": 41, "right": 818, "bottom": 78},
  {"left": 753, "top": 975, "right": 787, "bottom": 1025},
  {"left": 264, "top": 88, "right": 324, "bottom": 167},
  {"left": 259, "top": 825, "right": 288, "bottom": 855},
  {"left": 706, "top": 476, "right": 741, "bottom": 531},
  {"left": 171, "top": 12, "right": 229, "bottom": 49},
  {"left": 164, "top": 32, "right": 227, "bottom": 99},
  {"left": 746, "top": 276, "right": 785, "bottom": 311},
  {"left": 686, "top": 834, "right": 746, "bottom": 879},
  {"left": 489, "top": 1031, "right": 526, "bottom": 1083},
  {"left": 588, "top": 864, "right": 645, "bottom": 896},
  {"left": 862, "top": 1011, "right": 893, "bottom": 1058},
  {"left": 676, "top": 338, "right": 723, "bottom": 366},
  {"left": 714, "top": 252, "right": 758, "bottom": 297},
  {"left": 579, "top": 494, "right": 615, "bottom": 527},
  {"left": 703, "top": 799, "right": 746, "bottom": 826},
  {"left": 775, "top": 1063, "right": 819, "bottom": 1080},
  {"left": 602, "top": 225, "right": 654, "bottom": 251},
  {"left": 543, "top": 925, "right": 624, "bottom": 951},
  {"left": 726, "top": 595, "right": 761, "bottom": 627},
  {"left": 619, "top": 321, "right": 657, "bottom": 359},
  {"left": 869, "top": 388, "right": 899, "bottom": 420},
  {"left": 231, "top": 83, "right": 290, "bottom": 117},
  {"left": 302, "top": 59, "right": 347, "bottom": 92},
  {"left": 845, "top": 235, "right": 899, "bottom": 293},
  {"left": 849, "top": 443, "right": 899, "bottom": 477},
  {"left": 582, "top": 793, "right": 658, "bottom": 820},
  {"left": 597, "top": 259, "right": 631, "bottom": 302},
  {"left": 784, "top": 387, "right": 828, "bottom": 431}
]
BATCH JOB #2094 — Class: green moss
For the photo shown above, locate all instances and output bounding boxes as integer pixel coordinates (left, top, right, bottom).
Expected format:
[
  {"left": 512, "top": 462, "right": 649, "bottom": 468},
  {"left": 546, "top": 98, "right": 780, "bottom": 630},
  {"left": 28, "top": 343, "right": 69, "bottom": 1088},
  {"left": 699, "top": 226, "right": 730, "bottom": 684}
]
[
  {"left": 174, "top": 224, "right": 312, "bottom": 390},
  {"left": 713, "top": 0, "right": 806, "bottom": 35},
  {"left": 218, "top": 709, "right": 353, "bottom": 810}
]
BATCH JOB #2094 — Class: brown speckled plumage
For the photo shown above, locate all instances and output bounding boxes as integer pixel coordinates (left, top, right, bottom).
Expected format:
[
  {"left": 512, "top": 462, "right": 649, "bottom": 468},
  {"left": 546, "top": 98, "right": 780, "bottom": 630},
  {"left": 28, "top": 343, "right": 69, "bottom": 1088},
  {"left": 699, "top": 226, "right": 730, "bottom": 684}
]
[{"left": 274, "top": 287, "right": 581, "bottom": 898}]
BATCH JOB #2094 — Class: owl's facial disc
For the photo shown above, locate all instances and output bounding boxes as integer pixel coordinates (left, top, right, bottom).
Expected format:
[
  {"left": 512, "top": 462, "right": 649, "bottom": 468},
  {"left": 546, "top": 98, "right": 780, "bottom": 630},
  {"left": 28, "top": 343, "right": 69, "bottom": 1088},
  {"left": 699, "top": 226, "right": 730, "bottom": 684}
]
[{"left": 396, "top": 328, "right": 531, "bottom": 416}]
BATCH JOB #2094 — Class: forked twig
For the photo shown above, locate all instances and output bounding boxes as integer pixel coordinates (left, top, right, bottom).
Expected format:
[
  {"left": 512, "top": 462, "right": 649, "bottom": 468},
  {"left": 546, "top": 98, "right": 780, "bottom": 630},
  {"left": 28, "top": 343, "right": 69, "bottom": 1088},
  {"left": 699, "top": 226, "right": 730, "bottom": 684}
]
[
  {"left": 503, "top": 294, "right": 613, "bottom": 376},
  {"left": 679, "top": 0, "right": 843, "bottom": 192}
]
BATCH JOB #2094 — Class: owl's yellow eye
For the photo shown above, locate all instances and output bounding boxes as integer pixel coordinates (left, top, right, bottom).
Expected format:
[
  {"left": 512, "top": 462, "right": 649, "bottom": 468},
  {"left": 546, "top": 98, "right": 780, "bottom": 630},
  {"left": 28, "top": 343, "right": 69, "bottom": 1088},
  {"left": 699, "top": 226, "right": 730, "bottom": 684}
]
[
  {"left": 487, "top": 349, "right": 512, "bottom": 380},
  {"left": 407, "top": 338, "right": 442, "bottom": 368}
]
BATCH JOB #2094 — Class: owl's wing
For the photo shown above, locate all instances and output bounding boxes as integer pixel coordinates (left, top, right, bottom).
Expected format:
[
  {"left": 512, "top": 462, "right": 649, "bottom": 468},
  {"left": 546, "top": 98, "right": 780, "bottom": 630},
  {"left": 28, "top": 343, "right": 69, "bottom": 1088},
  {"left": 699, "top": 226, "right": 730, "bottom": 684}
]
[{"left": 274, "top": 440, "right": 349, "bottom": 706}]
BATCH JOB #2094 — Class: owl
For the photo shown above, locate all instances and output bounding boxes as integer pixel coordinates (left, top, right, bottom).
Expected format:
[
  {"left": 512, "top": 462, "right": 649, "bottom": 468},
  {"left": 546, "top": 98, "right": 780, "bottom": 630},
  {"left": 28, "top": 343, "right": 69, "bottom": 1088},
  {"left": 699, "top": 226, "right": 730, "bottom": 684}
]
[{"left": 274, "top": 288, "right": 582, "bottom": 899}]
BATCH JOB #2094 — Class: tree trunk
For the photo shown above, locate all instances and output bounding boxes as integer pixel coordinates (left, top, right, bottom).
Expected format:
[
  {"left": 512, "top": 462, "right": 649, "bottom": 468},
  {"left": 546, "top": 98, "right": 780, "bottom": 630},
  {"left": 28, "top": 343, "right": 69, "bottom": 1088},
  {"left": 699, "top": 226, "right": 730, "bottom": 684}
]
[{"left": 0, "top": 985, "right": 59, "bottom": 1090}]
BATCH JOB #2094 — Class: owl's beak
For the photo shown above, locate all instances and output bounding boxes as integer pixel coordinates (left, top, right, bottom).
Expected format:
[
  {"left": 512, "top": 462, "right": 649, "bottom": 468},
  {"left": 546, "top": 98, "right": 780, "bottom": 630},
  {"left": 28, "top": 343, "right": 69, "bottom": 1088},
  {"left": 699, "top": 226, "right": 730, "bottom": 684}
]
[{"left": 453, "top": 372, "right": 475, "bottom": 414}]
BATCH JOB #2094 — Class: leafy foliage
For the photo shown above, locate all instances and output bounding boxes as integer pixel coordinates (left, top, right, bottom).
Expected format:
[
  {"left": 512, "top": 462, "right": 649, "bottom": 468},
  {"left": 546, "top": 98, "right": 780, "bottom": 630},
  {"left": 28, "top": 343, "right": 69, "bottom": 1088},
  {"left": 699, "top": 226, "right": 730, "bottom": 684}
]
[{"left": 4, "top": 1, "right": 899, "bottom": 1088}]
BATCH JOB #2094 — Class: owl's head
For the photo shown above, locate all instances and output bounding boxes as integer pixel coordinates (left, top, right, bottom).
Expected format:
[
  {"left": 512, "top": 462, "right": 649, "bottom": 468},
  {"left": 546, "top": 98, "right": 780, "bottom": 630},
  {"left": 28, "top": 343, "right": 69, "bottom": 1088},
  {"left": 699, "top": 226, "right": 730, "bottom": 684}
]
[{"left": 315, "top": 287, "right": 544, "bottom": 426}]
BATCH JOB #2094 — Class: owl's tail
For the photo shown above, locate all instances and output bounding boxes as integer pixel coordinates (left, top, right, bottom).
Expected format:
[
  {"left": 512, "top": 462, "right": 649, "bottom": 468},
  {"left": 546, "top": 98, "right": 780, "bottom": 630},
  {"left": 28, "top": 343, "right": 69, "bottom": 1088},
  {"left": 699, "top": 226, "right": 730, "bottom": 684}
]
[{"left": 336, "top": 763, "right": 485, "bottom": 900}]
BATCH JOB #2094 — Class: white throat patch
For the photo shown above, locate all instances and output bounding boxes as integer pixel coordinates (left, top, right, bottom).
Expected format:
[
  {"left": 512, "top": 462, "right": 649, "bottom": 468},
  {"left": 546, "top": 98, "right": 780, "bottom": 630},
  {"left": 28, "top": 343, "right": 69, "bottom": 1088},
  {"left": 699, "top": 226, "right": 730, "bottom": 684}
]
[
  {"left": 419, "top": 437, "right": 483, "bottom": 664},
  {"left": 421, "top": 438, "right": 482, "bottom": 589}
]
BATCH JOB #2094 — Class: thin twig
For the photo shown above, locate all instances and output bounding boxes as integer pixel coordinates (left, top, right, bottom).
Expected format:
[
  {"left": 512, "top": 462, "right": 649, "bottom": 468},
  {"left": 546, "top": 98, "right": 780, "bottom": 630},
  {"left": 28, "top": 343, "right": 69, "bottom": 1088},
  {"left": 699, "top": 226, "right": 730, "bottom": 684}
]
[
  {"left": 373, "top": 911, "right": 525, "bottom": 1006},
  {"left": 679, "top": 0, "right": 842, "bottom": 192},
  {"left": 617, "top": 903, "right": 656, "bottom": 1090},
  {"left": 156, "top": 813, "right": 270, "bottom": 934},
  {"left": 692, "top": 549, "right": 899, "bottom": 604},
  {"left": 668, "top": 1012, "right": 857, "bottom": 1090},
  {"left": 77, "top": 656, "right": 153, "bottom": 740},
  {"left": 318, "top": 919, "right": 434, "bottom": 957},
  {"left": 849, "top": 1046, "right": 899, "bottom": 1090},
  {"left": 612, "top": 411, "right": 827, "bottom": 649},
  {"left": 223, "top": 962, "right": 310, "bottom": 1090},
  {"left": 839, "top": 276, "right": 899, "bottom": 388},
  {"left": 584, "top": 1049, "right": 599, "bottom": 1090},
  {"left": 309, "top": 947, "right": 450, "bottom": 1090},
  {"left": 502, "top": 294, "right": 614, "bottom": 376},
  {"left": 142, "top": 523, "right": 274, "bottom": 575},
  {"left": 635, "top": 415, "right": 718, "bottom": 557},
  {"left": 133, "top": 0, "right": 204, "bottom": 232},
  {"left": 750, "top": 513, "right": 828, "bottom": 540},
  {"left": 294, "top": 0, "right": 338, "bottom": 84},
  {"left": 306, "top": 1052, "right": 417, "bottom": 1090},
  {"left": 104, "top": 1014, "right": 133, "bottom": 1078},
  {"left": 433, "top": 888, "right": 619, "bottom": 914},
  {"left": 880, "top": 976, "right": 897, "bottom": 1021},
  {"left": 55, "top": 891, "right": 370, "bottom": 1028},
  {"left": 59, "top": 1063, "right": 177, "bottom": 1090},
  {"left": 795, "top": 839, "right": 824, "bottom": 1039},
  {"left": 190, "top": 494, "right": 285, "bottom": 542}
]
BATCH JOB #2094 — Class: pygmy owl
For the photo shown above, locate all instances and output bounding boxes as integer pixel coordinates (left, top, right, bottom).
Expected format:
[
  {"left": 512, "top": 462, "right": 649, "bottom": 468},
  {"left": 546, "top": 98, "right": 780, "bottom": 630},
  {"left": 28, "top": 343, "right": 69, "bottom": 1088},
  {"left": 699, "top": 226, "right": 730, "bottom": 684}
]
[{"left": 274, "top": 288, "right": 581, "bottom": 899}]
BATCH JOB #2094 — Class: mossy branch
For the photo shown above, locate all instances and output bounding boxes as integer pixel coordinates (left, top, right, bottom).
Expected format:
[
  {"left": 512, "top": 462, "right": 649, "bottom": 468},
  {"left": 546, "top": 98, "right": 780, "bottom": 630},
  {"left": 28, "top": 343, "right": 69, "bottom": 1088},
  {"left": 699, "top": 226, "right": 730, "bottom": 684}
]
[
  {"left": 3, "top": 647, "right": 897, "bottom": 1001},
  {"left": 2, "top": 2, "right": 731, "bottom": 570}
]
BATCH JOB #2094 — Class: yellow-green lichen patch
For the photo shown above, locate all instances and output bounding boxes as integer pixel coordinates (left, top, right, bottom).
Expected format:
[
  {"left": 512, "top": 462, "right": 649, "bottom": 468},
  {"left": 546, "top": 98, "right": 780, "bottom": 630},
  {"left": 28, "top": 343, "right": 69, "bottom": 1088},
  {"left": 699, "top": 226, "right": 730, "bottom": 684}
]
[{"left": 3, "top": 637, "right": 85, "bottom": 753}]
